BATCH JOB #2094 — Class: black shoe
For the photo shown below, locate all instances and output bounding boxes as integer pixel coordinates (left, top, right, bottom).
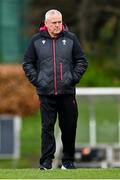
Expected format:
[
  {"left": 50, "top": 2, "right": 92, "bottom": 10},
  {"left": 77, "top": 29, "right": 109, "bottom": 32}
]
[
  {"left": 40, "top": 162, "right": 52, "bottom": 170},
  {"left": 61, "top": 161, "right": 75, "bottom": 169}
]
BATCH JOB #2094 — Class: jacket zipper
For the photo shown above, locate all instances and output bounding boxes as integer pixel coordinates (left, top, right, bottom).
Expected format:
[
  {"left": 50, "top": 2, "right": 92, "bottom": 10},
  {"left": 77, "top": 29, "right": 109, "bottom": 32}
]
[
  {"left": 52, "top": 39, "right": 57, "bottom": 95},
  {"left": 60, "top": 62, "right": 63, "bottom": 80}
]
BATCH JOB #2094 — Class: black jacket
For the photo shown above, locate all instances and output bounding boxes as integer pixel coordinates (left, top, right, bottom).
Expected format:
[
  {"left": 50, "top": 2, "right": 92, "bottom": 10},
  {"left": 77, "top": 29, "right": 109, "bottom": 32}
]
[{"left": 23, "top": 23, "right": 88, "bottom": 95}]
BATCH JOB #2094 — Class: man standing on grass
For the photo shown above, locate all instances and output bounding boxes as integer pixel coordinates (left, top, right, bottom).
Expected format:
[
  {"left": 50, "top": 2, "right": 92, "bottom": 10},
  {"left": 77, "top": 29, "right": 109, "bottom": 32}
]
[{"left": 23, "top": 9, "right": 88, "bottom": 170}]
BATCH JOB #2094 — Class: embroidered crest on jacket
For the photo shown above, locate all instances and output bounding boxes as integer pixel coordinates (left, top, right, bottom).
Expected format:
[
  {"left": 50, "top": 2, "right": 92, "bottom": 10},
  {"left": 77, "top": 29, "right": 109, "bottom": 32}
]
[
  {"left": 62, "top": 39, "right": 66, "bottom": 45},
  {"left": 42, "top": 40, "right": 46, "bottom": 44}
]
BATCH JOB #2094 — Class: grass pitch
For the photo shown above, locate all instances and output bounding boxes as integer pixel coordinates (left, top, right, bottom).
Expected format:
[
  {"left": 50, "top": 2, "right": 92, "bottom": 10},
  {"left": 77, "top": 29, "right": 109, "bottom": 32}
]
[{"left": 0, "top": 168, "right": 120, "bottom": 179}]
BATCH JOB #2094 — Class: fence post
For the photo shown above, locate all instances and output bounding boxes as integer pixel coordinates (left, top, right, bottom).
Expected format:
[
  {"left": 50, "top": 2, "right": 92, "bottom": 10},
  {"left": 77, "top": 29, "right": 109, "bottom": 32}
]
[{"left": 88, "top": 97, "right": 96, "bottom": 146}]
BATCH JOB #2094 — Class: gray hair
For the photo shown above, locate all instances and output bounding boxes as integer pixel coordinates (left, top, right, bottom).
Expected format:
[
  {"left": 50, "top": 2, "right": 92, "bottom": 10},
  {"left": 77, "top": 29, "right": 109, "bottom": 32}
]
[{"left": 45, "top": 9, "right": 62, "bottom": 20}]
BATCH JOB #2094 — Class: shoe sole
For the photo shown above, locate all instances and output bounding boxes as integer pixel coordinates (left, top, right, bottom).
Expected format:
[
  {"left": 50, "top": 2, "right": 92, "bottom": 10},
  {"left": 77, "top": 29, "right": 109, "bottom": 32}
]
[
  {"left": 61, "top": 165, "right": 67, "bottom": 170},
  {"left": 40, "top": 166, "right": 52, "bottom": 170},
  {"left": 61, "top": 165, "right": 75, "bottom": 170}
]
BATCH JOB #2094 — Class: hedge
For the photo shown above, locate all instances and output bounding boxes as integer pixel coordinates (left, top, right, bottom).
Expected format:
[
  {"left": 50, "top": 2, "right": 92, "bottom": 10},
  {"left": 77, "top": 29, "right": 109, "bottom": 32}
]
[{"left": 0, "top": 64, "right": 39, "bottom": 117}]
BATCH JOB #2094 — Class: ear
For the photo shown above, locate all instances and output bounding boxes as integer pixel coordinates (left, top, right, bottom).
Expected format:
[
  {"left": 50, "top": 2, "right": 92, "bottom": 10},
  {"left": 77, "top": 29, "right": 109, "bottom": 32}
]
[{"left": 44, "top": 20, "right": 47, "bottom": 27}]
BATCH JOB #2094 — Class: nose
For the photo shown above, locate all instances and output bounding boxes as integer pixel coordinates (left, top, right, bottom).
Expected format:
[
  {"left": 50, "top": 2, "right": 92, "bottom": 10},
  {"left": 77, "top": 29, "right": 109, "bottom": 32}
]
[{"left": 55, "top": 22, "right": 59, "bottom": 26}]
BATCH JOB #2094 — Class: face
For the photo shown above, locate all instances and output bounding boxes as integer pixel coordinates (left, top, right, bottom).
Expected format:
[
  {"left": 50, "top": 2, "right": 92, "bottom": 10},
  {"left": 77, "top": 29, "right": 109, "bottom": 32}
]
[{"left": 45, "top": 14, "right": 62, "bottom": 37}]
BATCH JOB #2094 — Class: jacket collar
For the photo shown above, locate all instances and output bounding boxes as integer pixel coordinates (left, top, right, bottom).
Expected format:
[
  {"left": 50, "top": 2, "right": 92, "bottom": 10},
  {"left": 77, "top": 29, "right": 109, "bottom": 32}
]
[{"left": 38, "top": 22, "right": 68, "bottom": 38}]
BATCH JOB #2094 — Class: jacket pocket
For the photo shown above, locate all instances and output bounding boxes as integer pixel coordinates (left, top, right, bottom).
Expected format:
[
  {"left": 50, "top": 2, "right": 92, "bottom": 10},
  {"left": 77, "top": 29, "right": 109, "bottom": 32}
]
[
  {"left": 59, "top": 62, "right": 63, "bottom": 80},
  {"left": 37, "top": 71, "right": 50, "bottom": 88},
  {"left": 63, "top": 71, "right": 73, "bottom": 87}
]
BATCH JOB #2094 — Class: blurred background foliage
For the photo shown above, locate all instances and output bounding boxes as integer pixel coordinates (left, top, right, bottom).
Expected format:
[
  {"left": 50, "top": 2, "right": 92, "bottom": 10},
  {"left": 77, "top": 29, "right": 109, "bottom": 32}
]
[{"left": 0, "top": 0, "right": 120, "bottom": 86}]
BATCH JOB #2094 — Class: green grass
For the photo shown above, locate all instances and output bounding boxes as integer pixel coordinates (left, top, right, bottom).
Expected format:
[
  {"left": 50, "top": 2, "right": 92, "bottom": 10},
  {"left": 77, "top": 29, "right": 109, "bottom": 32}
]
[{"left": 0, "top": 168, "right": 120, "bottom": 179}]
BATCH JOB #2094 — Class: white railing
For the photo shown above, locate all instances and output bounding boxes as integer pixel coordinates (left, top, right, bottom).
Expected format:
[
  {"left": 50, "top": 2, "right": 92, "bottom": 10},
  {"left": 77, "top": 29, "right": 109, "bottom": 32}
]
[
  {"left": 76, "top": 87, "right": 120, "bottom": 146},
  {"left": 76, "top": 87, "right": 120, "bottom": 95}
]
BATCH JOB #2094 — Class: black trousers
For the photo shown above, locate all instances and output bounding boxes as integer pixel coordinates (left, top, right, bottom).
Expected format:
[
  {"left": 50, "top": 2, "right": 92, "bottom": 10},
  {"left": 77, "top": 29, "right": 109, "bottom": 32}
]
[{"left": 39, "top": 94, "right": 78, "bottom": 165}]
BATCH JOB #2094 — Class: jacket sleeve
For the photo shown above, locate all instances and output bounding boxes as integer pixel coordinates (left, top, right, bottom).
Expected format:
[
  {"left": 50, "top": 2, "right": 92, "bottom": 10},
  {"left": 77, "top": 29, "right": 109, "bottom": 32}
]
[
  {"left": 72, "top": 35, "right": 88, "bottom": 84},
  {"left": 22, "top": 37, "right": 38, "bottom": 87}
]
